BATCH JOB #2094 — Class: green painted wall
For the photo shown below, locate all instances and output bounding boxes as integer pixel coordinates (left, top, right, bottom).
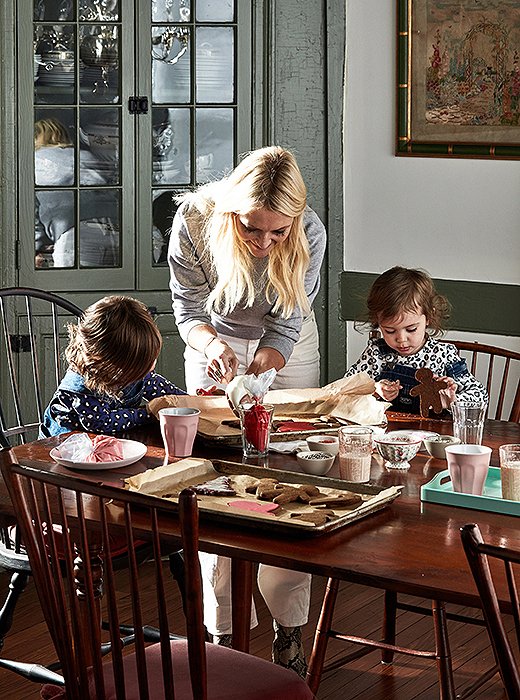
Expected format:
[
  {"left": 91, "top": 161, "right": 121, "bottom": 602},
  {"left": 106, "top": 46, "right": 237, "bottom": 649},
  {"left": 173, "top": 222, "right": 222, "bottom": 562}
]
[{"left": 340, "top": 271, "right": 520, "bottom": 337}]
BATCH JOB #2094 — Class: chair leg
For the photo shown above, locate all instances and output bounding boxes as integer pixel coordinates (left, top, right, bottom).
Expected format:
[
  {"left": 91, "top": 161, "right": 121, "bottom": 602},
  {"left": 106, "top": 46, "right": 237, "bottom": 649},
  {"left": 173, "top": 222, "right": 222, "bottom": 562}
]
[
  {"left": 432, "top": 599, "right": 456, "bottom": 700},
  {"left": 0, "top": 571, "right": 30, "bottom": 651},
  {"left": 306, "top": 577, "right": 340, "bottom": 694},
  {"left": 381, "top": 589, "right": 397, "bottom": 664}
]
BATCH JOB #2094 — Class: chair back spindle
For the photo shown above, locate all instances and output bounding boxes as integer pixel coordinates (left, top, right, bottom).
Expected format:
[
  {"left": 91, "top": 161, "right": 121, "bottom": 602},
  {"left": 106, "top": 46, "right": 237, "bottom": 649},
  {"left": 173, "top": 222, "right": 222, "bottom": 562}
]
[
  {"left": 0, "top": 287, "right": 82, "bottom": 444},
  {"left": 445, "top": 341, "right": 520, "bottom": 422}
]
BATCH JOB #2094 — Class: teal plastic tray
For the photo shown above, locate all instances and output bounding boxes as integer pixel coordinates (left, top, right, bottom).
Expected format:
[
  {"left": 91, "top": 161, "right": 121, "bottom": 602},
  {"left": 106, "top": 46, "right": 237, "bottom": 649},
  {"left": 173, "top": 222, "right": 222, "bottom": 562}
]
[{"left": 420, "top": 467, "right": 520, "bottom": 517}]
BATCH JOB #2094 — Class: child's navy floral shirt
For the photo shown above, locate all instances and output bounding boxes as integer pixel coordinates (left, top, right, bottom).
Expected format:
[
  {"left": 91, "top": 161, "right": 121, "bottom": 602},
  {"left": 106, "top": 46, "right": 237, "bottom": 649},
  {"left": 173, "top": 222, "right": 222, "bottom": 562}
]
[{"left": 40, "top": 369, "right": 186, "bottom": 437}]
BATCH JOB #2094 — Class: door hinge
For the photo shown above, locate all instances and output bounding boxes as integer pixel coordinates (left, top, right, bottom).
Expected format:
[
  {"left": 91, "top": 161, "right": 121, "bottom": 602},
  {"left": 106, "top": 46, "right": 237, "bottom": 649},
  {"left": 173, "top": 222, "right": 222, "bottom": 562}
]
[
  {"left": 128, "top": 96, "right": 149, "bottom": 115},
  {"left": 9, "top": 334, "right": 31, "bottom": 353}
]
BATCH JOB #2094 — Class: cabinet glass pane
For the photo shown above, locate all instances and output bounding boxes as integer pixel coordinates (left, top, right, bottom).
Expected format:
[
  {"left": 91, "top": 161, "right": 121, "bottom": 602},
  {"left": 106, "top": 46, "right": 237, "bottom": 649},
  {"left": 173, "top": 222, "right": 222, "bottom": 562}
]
[
  {"left": 152, "top": 0, "right": 190, "bottom": 22},
  {"left": 79, "top": 25, "right": 120, "bottom": 104},
  {"left": 196, "top": 27, "right": 234, "bottom": 104},
  {"left": 196, "top": 108, "right": 233, "bottom": 183},
  {"left": 34, "top": 108, "right": 76, "bottom": 185},
  {"left": 152, "top": 26, "right": 191, "bottom": 104},
  {"left": 153, "top": 107, "right": 190, "bottom": 185},
  {"left": 35, "top": 190, "right": 75, "bottom": 268},
  {"left": 80, "top": 107, "right": 120, "bottom": 185},
  {"left": 196, "top": 0, "right": 233, "bottom": 22},
  {"left": 78, "top": 0, "right": 119, "bottom": 21},
  {"left": 79, "top": 189, "right": 120, "bottom": 267},
  {"left": 152, "top": 189, "right": 177, "bottom": 265},
  {"left": 34, "top": 25, "right": 76, "bottom": 105},
  {"left": 34, "top": 0, "right": 74, "bottom": 22}
]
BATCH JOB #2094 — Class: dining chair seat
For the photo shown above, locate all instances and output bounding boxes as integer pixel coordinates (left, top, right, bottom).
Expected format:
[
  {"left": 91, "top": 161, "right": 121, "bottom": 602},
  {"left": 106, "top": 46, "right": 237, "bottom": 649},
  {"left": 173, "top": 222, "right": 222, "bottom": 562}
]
[{"left": 41, "top": 641, "right": 313, "bottom": 700}]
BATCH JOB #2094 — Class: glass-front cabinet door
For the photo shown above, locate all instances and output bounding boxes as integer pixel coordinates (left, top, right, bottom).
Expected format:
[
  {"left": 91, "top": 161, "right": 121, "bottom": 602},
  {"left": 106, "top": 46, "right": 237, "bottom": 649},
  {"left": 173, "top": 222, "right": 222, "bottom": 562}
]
[
  {"left": 137, "top": 0, "right": 249, "bottom": 289},
  {"left": 18, "top": 0, "right": 135, "bottom": 291},
  {"left": 17, "top": 0, "right": 251, "bottom": 293}
]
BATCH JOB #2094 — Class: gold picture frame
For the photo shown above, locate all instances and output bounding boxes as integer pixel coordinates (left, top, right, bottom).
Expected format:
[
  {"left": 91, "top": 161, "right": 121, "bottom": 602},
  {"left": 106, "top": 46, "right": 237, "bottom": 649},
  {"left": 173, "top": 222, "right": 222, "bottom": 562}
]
[{"left": 397, "top": 0, "right": 520, "bottom": 159}]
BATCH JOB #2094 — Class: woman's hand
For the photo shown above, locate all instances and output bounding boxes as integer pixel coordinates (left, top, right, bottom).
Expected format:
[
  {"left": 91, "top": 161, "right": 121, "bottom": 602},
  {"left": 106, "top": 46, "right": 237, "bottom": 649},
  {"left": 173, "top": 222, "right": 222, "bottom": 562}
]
[
  {"left": 204, "top": 337, "right": 239, "bottom": 385},
  {"left": 375, "top": 379, "right": 401, "bottom": 402},
  {"left": 436, "top": 375, "right": 457, "bottom": 408},
  {"left": 246, "top": 347, "right": 285, "bottom": 377}
]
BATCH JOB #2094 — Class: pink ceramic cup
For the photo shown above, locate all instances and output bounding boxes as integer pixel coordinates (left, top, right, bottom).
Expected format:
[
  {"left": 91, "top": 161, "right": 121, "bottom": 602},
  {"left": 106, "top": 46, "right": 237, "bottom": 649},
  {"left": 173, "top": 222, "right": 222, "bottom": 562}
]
[
  {"left": 159, "top": 407, "right": 201, "bottom": 462},
  {"left": 445, "top": 444, "right": 492, "bottom": 496}
]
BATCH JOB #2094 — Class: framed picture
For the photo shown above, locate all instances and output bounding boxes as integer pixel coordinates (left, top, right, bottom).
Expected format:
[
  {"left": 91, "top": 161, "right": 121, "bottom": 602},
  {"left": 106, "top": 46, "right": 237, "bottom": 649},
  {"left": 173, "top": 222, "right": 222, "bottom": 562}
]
[{"left": 397, "top": 0, "right": 520, "bottom": 159}]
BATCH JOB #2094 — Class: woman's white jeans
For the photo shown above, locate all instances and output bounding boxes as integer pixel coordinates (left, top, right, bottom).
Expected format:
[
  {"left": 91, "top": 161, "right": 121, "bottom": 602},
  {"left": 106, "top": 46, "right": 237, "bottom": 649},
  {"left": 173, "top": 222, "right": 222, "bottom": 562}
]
[{"left": 184, "top": 313, "right": 319, "bottom": 635}]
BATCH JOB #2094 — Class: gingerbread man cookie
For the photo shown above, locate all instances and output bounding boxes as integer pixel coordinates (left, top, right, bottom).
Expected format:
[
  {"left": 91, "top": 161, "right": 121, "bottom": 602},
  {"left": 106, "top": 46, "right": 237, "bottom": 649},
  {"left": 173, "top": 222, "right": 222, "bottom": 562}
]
[{"left": 410, "top": 367, "right": 448, "bottom": 417}]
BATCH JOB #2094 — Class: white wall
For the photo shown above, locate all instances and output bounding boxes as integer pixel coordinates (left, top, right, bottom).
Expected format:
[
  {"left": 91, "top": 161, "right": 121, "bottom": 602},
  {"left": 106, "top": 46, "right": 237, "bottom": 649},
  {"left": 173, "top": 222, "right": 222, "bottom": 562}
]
[{"left": 344, "top": 0, "right": 520, "bottom": 372}]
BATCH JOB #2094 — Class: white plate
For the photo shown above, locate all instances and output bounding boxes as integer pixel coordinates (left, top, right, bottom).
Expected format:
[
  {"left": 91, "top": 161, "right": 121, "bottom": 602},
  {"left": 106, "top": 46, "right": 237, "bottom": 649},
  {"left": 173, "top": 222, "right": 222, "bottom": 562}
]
[
  {"left": 389, "top": 430, "right": 439, "bottom": 450},
  {"left": 50, "top": 438, "right": 147, "bottom": 470}
]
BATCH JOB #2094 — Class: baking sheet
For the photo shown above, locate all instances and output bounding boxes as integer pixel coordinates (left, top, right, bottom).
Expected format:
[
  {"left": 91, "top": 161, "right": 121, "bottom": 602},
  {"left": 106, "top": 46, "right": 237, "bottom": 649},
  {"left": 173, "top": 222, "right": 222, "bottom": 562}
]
[{"left": 125, "top": 458, "right": 402, "bottom": 535}]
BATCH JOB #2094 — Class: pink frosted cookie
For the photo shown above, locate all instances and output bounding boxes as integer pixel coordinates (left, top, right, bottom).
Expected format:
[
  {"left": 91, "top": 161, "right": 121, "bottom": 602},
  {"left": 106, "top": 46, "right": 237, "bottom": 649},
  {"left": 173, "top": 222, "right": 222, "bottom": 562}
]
[{"left": 228, "top": 500, "right": 279, "bottom": 514}]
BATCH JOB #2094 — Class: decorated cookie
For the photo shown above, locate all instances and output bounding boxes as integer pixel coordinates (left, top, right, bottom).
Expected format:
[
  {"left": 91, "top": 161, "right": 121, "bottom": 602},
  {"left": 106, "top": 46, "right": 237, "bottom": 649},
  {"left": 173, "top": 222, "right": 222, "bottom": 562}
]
[
  {"left": 228, "top": 500, "right": 279, "bottom": 514},
  {"left": 192, "top": 476, "right": 236, "bottom": 496},
  {"left": 410, "top": 367, "right": 448, "bottom": 418},
  {"left": 245, "top": 477, "right": 279, "bottom": 494},
  {"left": 308, "top": 493, "right": 362, "bottom": 507},
  {"left": 290, "top": 509, "right": 337, "bottom": 526}
]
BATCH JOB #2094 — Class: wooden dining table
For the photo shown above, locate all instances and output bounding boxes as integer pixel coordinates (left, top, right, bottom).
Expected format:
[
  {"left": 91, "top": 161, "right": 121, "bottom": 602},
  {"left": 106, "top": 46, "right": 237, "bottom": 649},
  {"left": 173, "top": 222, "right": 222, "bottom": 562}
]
[{"left": 6, "top": 414, "right": 520, "bottom": 697}]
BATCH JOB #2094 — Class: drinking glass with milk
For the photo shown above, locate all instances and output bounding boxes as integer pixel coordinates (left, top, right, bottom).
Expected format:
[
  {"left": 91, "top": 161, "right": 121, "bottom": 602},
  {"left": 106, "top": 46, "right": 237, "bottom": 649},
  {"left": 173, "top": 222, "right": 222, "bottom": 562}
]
[
  {"left": 500, "top": 444, "right": 520, "bottom": 501},
  {"left": 338, "top": 427, "right": 373, "bottom": 483}
]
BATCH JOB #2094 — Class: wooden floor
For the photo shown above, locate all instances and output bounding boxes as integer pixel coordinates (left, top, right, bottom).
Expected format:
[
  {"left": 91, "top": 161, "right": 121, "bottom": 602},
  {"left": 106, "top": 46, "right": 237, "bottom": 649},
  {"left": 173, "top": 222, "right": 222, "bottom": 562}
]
[{"left": 0, "top": 561, "right": 508, "bottom": 699}]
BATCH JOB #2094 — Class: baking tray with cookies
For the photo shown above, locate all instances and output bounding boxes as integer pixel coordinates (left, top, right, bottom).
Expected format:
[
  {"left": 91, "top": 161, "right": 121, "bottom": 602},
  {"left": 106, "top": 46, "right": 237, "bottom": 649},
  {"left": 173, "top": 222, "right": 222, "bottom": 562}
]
[{"left": 125, "top": 458, "right": 402, "bottom": 536}]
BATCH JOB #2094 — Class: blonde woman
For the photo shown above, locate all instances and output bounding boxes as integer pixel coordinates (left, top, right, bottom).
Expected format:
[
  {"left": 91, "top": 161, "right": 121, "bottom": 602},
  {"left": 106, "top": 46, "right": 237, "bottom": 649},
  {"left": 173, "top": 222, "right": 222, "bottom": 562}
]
[{"left": 168, "top": 146, "right": 327, "bottom": 676}]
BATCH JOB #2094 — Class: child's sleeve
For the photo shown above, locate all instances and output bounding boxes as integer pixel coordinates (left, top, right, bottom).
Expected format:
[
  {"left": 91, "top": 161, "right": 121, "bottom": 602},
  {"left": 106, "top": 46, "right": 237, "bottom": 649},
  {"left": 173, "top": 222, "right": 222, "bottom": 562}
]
[
  {"left": 344, "top": 343, "right": 380, "bottom": 379},
  {"left": 445, "top": 347, "right": 489, "bottom": 405},
  {"left": 71, "top": 395, "right": 152, "bottom": 435},
  {"left": 141, "top": 372, "right": 187, "bottom": 398}
]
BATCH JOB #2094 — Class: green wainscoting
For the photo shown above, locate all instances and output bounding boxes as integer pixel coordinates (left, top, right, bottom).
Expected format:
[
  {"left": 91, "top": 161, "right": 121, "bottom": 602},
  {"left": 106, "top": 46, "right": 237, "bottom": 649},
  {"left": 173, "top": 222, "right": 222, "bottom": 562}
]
[{"left": 340, "top": 272, "right": 520, "bottom": 337}]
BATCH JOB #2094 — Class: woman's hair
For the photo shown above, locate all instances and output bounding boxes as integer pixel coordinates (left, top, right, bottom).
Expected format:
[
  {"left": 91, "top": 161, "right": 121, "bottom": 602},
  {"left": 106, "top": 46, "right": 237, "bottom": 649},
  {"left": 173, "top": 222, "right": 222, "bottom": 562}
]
[
  {"left": 180, "top": 145, "right": 310, "bottom": 318},
  {"left": 34, "top": 118, "right": 73, "bottom": 149},
  {"left": 65, "top": 296, "right": 162, "bottom": 395},
  {"left": 364, "top": 266, "right": 451, "bottom": 336}
]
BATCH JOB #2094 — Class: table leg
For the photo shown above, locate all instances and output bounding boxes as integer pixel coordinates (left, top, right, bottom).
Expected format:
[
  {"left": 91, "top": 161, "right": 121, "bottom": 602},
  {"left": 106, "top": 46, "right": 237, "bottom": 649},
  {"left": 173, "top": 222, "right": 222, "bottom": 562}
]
[
  {"left": 382, "top": 589, "right": 397, "bottom": 663},
  {"left": 231, "top": 558, "right": 253, "bottom": 652}
]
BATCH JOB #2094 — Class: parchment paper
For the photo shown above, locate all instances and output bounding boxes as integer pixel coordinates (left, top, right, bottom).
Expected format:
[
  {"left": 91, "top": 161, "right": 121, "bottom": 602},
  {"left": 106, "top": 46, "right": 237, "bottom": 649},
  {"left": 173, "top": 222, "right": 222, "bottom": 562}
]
[{"left": 147, "top": 372, "right": 390, "bottom": 438}]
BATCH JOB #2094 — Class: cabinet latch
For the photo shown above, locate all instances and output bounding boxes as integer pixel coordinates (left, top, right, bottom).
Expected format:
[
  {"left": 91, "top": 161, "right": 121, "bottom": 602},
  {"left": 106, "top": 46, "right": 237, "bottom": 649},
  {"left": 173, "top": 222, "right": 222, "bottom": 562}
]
[
  {"left": 9, "top": 334, "right": 31, "bottom": 353},
  {"left": 128, "top": 96, "right": 149, "bottom": 115}
]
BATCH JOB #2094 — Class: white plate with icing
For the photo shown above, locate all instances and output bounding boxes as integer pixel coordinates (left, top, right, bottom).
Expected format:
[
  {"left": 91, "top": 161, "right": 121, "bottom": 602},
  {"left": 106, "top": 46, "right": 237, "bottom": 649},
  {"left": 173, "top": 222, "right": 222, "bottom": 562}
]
[{"left": 50, "top": 438, "right": 147, "bottom": 470}]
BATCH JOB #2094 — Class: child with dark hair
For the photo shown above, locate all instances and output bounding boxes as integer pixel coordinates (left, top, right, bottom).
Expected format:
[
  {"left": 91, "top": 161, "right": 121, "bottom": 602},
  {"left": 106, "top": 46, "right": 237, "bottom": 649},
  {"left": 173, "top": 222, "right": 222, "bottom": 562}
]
[
  {"left": 41, "top": 295, "right": 185, "bottom": 437},
  {"left": 345, "top": 266, "right": 487, "bottom": 414}
]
